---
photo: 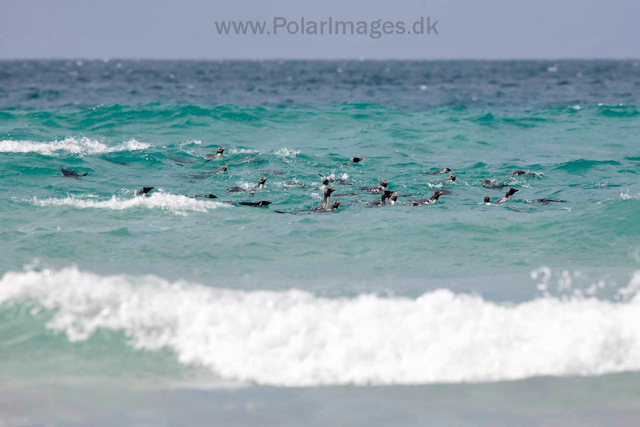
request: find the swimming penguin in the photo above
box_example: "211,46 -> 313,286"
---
334,192 -> 358,197
428,191 -> 445,203
237,201 -> 272,207
211,166 -> 228,174
434,174 -> 455,183
274,198 -> 339,215
497,188 -> 519,203
227,177 -> 267,193
188,165 -> 228,179
205,147 -> 225,161
256,177 -> 268,190
137,187 -> 154,195
361,180 -> 388,193
371,190 -> 395,207
483,195 -> 491,204
426,168 -> 451,175
318,201 -> 341,212
349,157 -> 363,163
410,191 -> 444,206
310,188 -> 335,212
194,194 -> 218,199
388,192 -> 399,205
60,167 -> 88,178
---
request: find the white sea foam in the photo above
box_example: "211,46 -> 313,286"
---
229,148 -> 300,158
274,148 -> 301,158
180,139 -> 202,146
597,191 -> 640,205
319,173 -> 350,185
29,192 -> 230,214
620,191 -> 640,200
230,148 -> 260,155
1,267 -> 640,387
0,137 -> 149,156
232,180 -> 257,191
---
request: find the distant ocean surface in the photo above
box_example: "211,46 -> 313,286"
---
1,60 -> 640,422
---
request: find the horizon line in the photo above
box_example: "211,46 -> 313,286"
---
1,57 -> 639,62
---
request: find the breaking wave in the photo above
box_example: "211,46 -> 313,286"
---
0,137 -> 149,156
29,192 -> 229,214
1,267 -> 639,386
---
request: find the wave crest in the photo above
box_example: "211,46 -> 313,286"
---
1,267 -> 640,386
0,137 -> 149,156
29,192 -> 230,214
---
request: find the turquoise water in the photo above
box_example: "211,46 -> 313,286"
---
1,61 -> 640,393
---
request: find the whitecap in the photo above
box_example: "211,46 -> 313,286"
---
2,267 -> 640,386
274,148 -> 301,158
0,137 -> 149,156
28,192 -> 230,215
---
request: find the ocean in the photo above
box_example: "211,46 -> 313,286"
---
1,59 -> 640,425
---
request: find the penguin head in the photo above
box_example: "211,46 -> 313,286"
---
380,180 -> 388,188
332,201 -> 341,210
219,166 -> 228,172
217,147 -> 225,154
325,188 -> 336,196
506,188 -> 519,197
258,177 -> 268,185
350,157 -> 363,163
442,168 -> 451,173
449,174 -> 456,181
484,195 -> 491,203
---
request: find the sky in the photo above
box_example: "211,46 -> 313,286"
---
0,0 -> 638,60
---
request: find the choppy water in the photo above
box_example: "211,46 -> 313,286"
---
1,60 -> 640,392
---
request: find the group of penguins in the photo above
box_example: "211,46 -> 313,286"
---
60,146 -> 565,214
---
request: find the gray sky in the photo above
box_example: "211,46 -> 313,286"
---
1,0 -> 638,60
